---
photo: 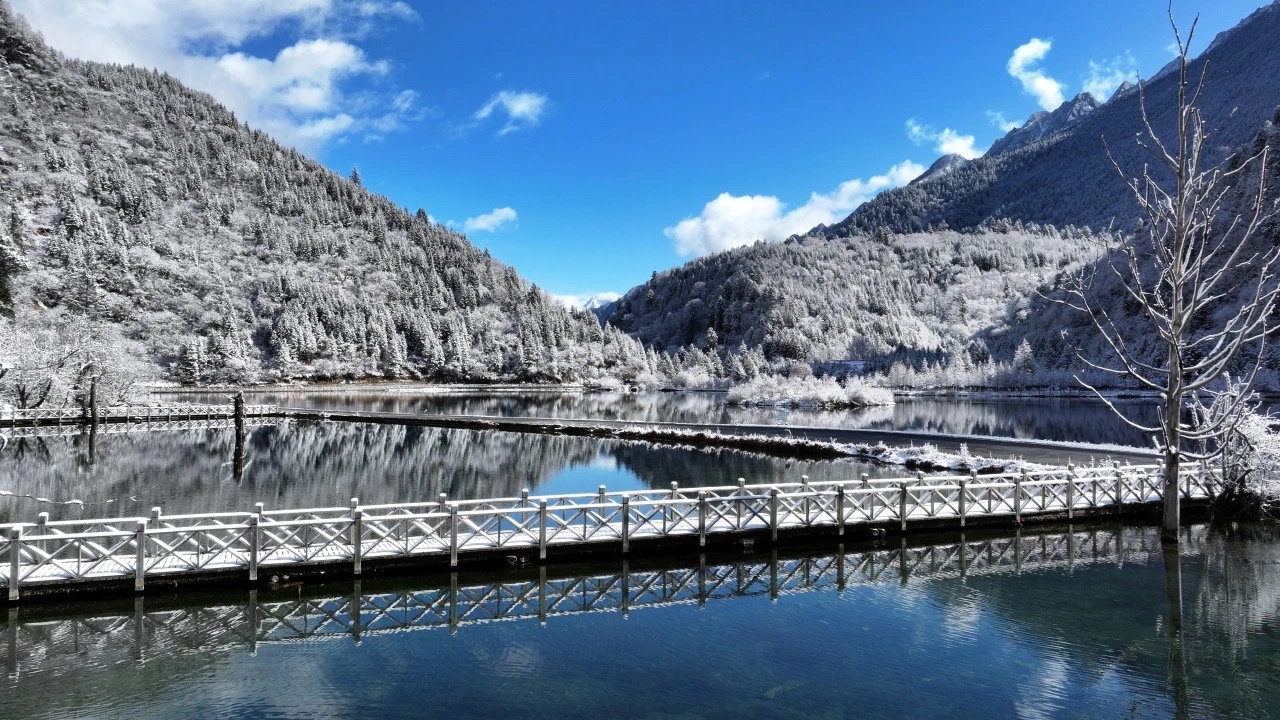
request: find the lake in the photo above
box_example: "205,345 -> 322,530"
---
3,392 -> 1271,718
3,523 -> 1277,719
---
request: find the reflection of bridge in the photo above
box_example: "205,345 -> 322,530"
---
0,417 -> 276,439
0,404 -> 278,428
2,527 -> 1173,677
2,464 -> 1216,602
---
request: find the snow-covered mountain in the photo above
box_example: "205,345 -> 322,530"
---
0,0 -> 657,395
985,91 -> 1100,157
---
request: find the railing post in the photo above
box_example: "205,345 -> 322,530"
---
449,505 -> 459,568
248,515 -> 260,582
667,482 -> 678,534
1066,463 -> 1076,520
538,500 -> 548,561
801,475 -> 810,526
621,495 -> 630,554
899,482 -> 909,532
698,491 -> 707,547
7,526 -> 20,602
134,521 -> 147,593
598,485 -> 607,504
957,479 -> 967,528
836,486 -> 846,537
769,488 -> 779,542
350,498 -> 363,577
1115,466 -> 1125,512
860,473 -> 869,488
1014,471 -> 1024,525
737,478 -> 746,529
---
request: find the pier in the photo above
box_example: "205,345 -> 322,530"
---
3,526 -> 1179,676
2,461 -> 1216,604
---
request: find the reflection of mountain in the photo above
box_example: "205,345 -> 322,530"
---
0,422 -> 601,521
167,391 -> 1152,446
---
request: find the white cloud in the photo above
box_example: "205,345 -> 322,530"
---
10,0 -> 421,152
1007,38 -> 1066,111
986,110 -> 1019,133
474,91 -> 550,136
905,119 -> 981,160
463,207 -> 518,233
1083,53 -> 1137,100
666,161 -> 925,257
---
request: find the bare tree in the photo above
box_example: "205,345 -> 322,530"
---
1065,11 -> 1279,542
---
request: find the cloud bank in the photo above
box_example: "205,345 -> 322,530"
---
11,0 -> 422,152
666,161 -> 925,257
1083,54 -> 1138,99
905,119 -> 981,159
463,207 -> 518,233
474,91 -> 549,136
1007,38 -> 1065,110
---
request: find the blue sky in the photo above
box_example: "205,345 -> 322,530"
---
12,0 -> 1268,304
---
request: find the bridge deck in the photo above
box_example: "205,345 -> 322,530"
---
3,462 -> 1216,604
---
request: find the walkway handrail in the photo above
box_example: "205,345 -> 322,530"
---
1,462 -> 1221,601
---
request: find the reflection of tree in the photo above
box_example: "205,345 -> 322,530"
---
0,422 -> 602,521
166,391 -> 1154,446
608,442 -> 895,491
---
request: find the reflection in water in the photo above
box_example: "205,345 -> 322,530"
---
3,524 -> 1279,719
0,421 -> 897,522
166,390 -> 1162,446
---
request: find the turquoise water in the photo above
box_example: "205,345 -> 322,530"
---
4,524 -> 1278,719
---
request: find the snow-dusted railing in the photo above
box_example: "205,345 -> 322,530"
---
0,404 -> 278,425
3,527 -> 1166,674
1,463 -> 1218,601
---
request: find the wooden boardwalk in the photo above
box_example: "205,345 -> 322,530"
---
2,461 -> 1216,604
3,526 -> 1178,675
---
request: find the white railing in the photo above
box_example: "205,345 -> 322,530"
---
0,404 -> 278,425
1,463 -> 1218,601
2,527 -> 1170,675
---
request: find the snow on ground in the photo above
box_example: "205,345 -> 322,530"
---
727,376 -> 895,409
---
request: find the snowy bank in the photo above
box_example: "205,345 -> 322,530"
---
727,376 -> 894,409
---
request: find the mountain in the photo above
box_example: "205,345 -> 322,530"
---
985,91 -> 1100,157
0,1 -> 662,404
824,1 -> 1280,237
607,225 -> 1098,364
607,2 -> 1280,387
910,153 -> 969,185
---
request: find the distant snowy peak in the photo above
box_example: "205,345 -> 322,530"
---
911,153 -> 969,185
552,292 -> 621,310
1108,81 -> 1138,102
987,92 -> 1100,156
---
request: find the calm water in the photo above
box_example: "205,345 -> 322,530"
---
0,420 -> 909,523
4,524 -> 1278,719
166,390 -> 1162,447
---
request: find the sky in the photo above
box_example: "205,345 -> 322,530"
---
10,0 -> 1269,305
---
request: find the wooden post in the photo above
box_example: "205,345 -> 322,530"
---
350,498 -> 363,577
88,375 -> 99,430
899,482 -> 909,533
769,488 -> 779,542
860,473 -> 869,488
1066,463 -> 1076,520
134,521 -> 147,593
697,491 -> 707,547
801,475 -> 810,526
449,505 -> 459,568
1014,473 -> 1023,525
621,495 -> 630,554
538,500 -> 548,561
248,515 -> 260,582
1116,467 -> 1126,513
7,526 -> 20,602
836,486 -> 846,537
737,478 -> 746,529
957,479 -> 967,528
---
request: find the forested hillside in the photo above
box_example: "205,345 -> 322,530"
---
608,225 -> 1100,365
0,2 -> 659,406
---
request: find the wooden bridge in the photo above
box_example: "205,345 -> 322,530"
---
3,526 -> 1177,676
0,403 -> 277,428
2,462 -> 1217,603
